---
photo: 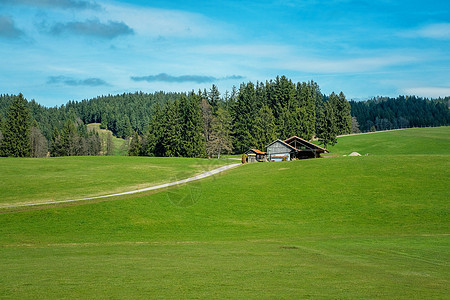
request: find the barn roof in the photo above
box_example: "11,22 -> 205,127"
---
265,139 -> 298,151
283,136 -> 329,153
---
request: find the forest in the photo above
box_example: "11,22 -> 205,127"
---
350,96 -> 450,132
1,76 -> 449,158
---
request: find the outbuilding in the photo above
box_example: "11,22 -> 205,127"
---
266,136 -> 329,161
244,149 -> 267,163
266,140 -> 295,162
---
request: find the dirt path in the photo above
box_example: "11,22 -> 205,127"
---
1,163 -> 241,209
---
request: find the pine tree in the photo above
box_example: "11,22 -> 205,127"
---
0,93 -> 31,157
128,131 -> 142,156
232,82 -> 257,153
208,84 -> 221,114
316,100 -> 337,149
60,120 -> 78,156
162,100 -> 182,157
180,93 -> 206,157
106,132 -> 114,155
253,105 -> 276,151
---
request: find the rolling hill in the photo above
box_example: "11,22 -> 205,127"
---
0,127 -> 448,298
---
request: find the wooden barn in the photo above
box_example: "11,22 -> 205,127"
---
266,136 -> 328,161
244,149 -> 267,163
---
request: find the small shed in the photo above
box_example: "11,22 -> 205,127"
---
266,140 -> 295,162
244,149 -> 267,163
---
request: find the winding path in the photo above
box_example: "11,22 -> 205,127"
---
2,163 -> 241,209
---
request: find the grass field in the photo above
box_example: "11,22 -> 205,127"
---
0,156 -> 233,206
0,127 -> 449,298
327,126 -> 450,156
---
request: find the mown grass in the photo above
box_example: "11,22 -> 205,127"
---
0,156 -> 233,206
327,126 -> 450,156
0,127 -> 449,298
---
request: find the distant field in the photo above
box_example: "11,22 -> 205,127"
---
327,126 -> 450,156
0,127 -> 449,298
0,156 -> 233,206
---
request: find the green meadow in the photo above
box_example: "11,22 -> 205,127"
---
0,127 -> 449,299
0,156 -> 233,207
328,126 -> 450,156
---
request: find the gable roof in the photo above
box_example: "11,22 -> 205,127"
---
266,139 -> 298,151
284,136 -> 329,153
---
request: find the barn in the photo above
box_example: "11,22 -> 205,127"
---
266,136 -> 328,161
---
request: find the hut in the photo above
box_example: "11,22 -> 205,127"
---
266,136 -> 329,161
244,149 -> 267,163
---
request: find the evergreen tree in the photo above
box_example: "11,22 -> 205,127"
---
0,115 -> 4,149
208,84 -> 221,114
316,100 -> 337,149
50,127 -> 62,156
201,98 -> 214,156
253,105 -> 277,150
162,100 -> 182,157
128,131 -> 142,156
60,120 -> 78,156
106,132 -> 114,156
180,93 -> 206,157
231,82 -> 257,153
0,93 -> 31,157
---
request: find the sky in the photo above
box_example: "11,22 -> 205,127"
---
0,0 -> 449,107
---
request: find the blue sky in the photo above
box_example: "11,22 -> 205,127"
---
0,0 -> 449,107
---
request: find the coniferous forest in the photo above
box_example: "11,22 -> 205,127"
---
0,76 -> 449,158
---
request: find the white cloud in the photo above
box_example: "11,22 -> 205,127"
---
284,55 -> 418,74
192,44 -> 291,57
402,23 -> 450,40
417,23 -> 450,40
102,2 -> 230,39
402,86 -> 450,98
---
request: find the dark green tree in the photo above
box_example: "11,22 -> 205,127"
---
0,94 -> 31,157
128,131 -> 142,156
253,104 -> 277,150
179,93 -> 206,157
316,100 -> 337,149
60,120 -> 79,156
106,132 -> 114,155
231,82 -> 257,153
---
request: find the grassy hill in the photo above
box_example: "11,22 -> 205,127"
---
87,123 -> 128,156
0,156 -> 234,207
327,126 -> 450,156
0,127 -> 448,298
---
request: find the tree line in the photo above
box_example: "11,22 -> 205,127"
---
350,96 -> 450,132
3,76 -> 447,158
128,76 -> 352,157
0,94 -> 105,157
